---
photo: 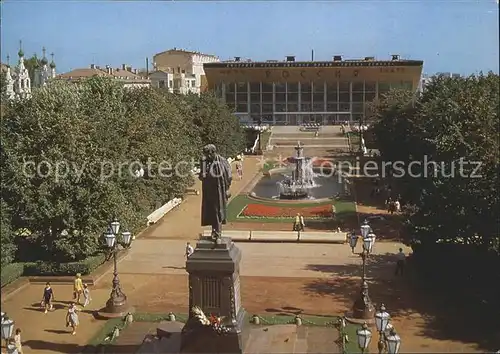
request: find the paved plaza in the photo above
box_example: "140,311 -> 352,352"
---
0,129 -> 488,353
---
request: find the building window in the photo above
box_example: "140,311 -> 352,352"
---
313,103 -> 324,112
262,104 -> 273,113
326,82 -> 338,101
365,81 -> 376,92
287,82 -> 299,92
225,92 -> 235,104
339,92 -> 350,103
237,82 -> 248,93
352,92 -> 364,102
313,82 -> 324,93
250,92 -> 260,103
352,81 -> 364,92
250,103 -> 261,113
301,91 -> 312,102
262,82 -> 273,93
192,80 -> 196,87
339,103 -> 350,112
313,92 -> 324,103
327,103 -> 338,112
262,92 -> 273,103
186,80 -> 190,88
301,82 -> 312,92
225,82 -> 235,93
249,82 -> 261,92
300,103 -> 312,112
237,92 -> 248,103
275,82 -> 286,93
169,80 -> 173,87
287,103 -> 298,112
275,103 -> 286,112
274,92 -> 286,102
352,102 -> 364,113
365,92 -> 376,102
287,92 -> 299,102
236,103 -> 248,113
159,80 -> 166,88
339,82 -> 350,92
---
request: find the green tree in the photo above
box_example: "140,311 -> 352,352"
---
0,198 -> 16,265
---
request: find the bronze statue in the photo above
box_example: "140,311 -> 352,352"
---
199,144 -> 232,241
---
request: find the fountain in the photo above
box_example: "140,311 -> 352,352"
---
276,142 -> 316,199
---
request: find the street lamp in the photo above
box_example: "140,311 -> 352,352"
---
360,220 -> 370,238
356,322 -> 372,354
352,221 -> 376,320
1,314 -> 15,351
385,328 -> 401,354
256,125 -> 265,153
375,304 -> 391,354
104,219 -> 132,314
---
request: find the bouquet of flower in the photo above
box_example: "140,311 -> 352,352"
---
209,313 -> 229,335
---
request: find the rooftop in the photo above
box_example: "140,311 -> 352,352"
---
154,48 -> 218,59
205,55 -> 423,68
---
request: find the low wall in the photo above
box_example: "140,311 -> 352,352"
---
147,197 -> 182,225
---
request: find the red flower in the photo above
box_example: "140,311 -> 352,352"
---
241,204 -> 332,218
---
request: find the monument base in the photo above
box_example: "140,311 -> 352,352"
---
180,308 -> 248,354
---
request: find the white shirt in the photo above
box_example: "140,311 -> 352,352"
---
186,245 -> 194,257
396,251 -> 406,261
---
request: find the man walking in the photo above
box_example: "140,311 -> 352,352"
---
395,248 -> 406,276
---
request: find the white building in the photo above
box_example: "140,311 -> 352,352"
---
150,48 -> 219,94
3,44 -> 57,100
4,48 -> 32,100
34,47 -> 57,88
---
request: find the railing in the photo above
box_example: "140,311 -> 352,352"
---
147,198 -> 182,225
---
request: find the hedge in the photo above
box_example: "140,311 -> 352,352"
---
1,254 -> 107,287
0,263 -> 25,287
23,254 -> 107,276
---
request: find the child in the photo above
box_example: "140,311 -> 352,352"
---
83,284 -> 92,307
66,303 -> 79,335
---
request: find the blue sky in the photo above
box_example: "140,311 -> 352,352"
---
2,0 -> 499,75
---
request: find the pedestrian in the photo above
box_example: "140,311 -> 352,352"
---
294,213 -> 305,231
394,200 -> 401,213
395,248 -> 406,276
14,328 -> 23,353
331,204 -> 336,219
66,303 -> 79,335
73,273 -> 84,305
83,284 -> 92,308
42,282 -> 54,313
236,160 -> 243,180
185,242 -> 194,258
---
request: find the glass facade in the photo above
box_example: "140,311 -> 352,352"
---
215,80 -> 413,125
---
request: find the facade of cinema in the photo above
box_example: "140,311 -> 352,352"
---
203,55 -> 423,125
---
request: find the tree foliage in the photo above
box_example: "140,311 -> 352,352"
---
371,73 -> 500,252
1,77 -> 244,263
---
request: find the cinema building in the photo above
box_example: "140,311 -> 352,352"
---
203,55 -> 423,125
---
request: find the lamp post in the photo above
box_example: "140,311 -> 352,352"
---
351,220 -> 376,319
104,219 -> 132,314
335,316 -> 349,354
1,314 -> 16,353
375,304 -> 391,354
257,125 -> 264,153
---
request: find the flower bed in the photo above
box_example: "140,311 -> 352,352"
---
240,204 -> 332,218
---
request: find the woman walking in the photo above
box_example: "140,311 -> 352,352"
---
66,303 -> 79,335
14,328 -> 23,353
42,282 -> 54,313
83,284 -> 92,307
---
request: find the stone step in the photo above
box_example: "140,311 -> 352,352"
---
250,231 -> 299,242
299,231 -> 346,243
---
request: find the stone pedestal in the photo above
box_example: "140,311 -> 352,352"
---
181,236 -> 248,354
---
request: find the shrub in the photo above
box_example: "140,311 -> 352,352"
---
1,263 -> 25,287
23,254 -> 107,276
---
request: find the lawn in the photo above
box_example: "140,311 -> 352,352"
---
86,312 -> 361,353
227,195 -> 356,223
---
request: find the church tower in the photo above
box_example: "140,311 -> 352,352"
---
4,55 -> 16,100
34,47 -> 56,87
14,40 -> 32,99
